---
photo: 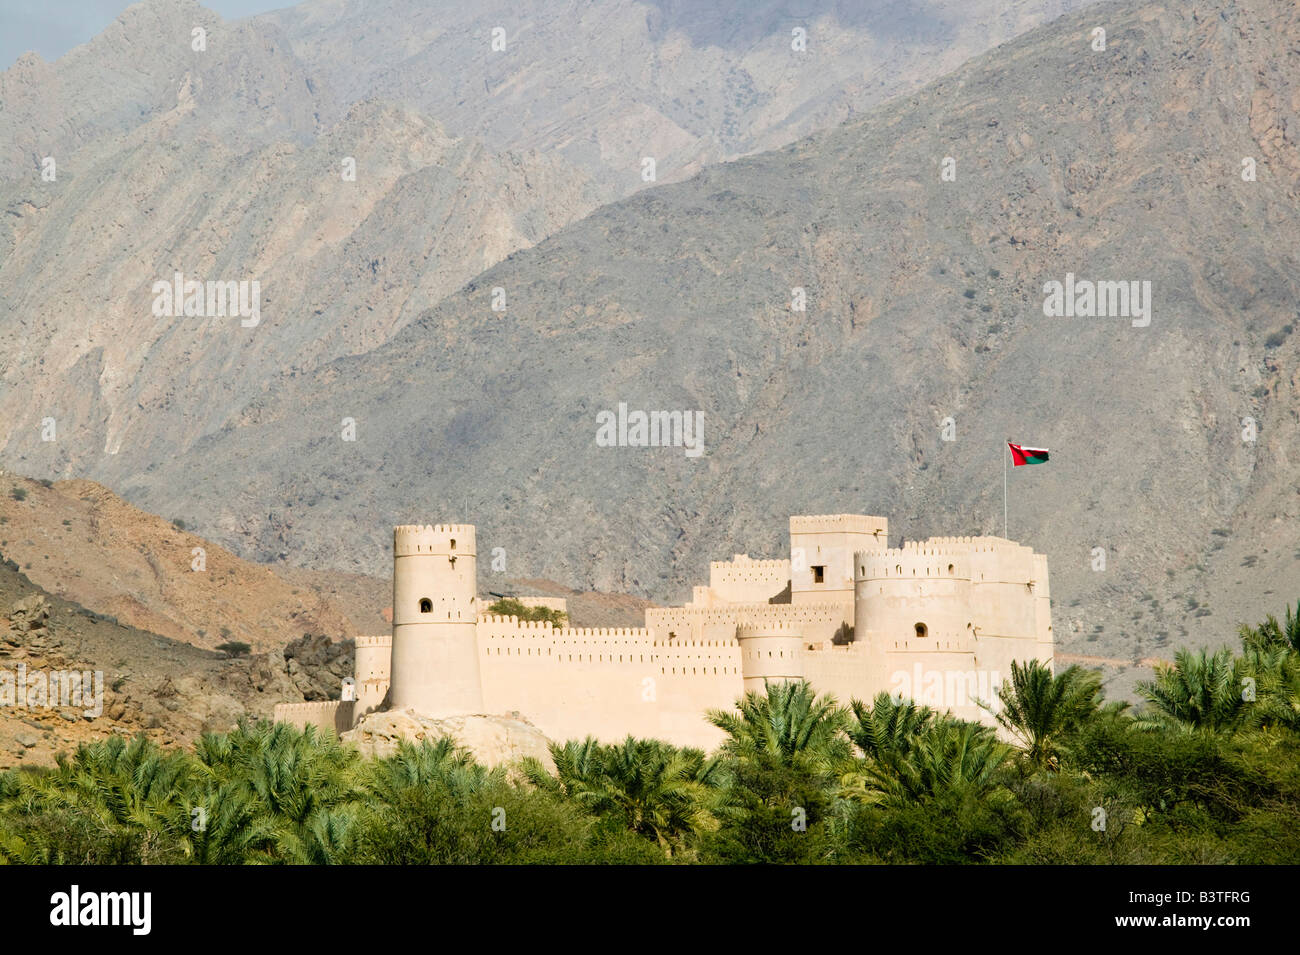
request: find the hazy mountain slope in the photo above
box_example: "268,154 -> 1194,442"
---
113,0 -> 1300,681
265,0 -> 1104,194
0,473 -> 379,652
0,0 -> 1099,477
0,556 -> 347,770
0,94 -> 598,461
0,0 -> 329,183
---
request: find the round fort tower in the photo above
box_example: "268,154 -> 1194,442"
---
388,524 -> 483,716
353,634 -> 392,721
736,622 -> 805,694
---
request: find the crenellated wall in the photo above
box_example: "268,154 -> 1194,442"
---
474,614 -> 741,748
853,535 -> 1052,722
790,514 -> 888,609
697,554 -> 791,605
273,700 -> 355,736
353,634 -> 391,720
277,516 -> 1052,748
646,601 -> 845,645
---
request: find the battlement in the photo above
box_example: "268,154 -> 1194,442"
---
855,536 -> 1039,583
870,628 -> 975,651
273,699 -> 355,735
647,601 -> 846,623
857,536 -> 1022,558
394,523 -> 477,556
558,627 -> 653,640
354,634 -> 392,649
857,551 -> 972,580
711,555 -> 789,571
705,553 -> 791,603
479,614 -> 559,630
737,621 -> 803,638
789,514 -> 889,536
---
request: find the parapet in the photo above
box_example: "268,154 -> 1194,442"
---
711,554 -> 789,571
737,621 -> 803,639
272,700 -> 355,735
394,523 -> 476,556
854,535 -> 1043,578
479,614 -> 560,630
354,634 -> 392,649
557,626 -> 654,641
790,514 -> 889,536
857,536 -> 1022,557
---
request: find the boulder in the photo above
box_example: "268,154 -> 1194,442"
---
8,594 -> 50,634
342,708 -> 554,771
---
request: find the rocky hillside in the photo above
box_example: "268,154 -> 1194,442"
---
0,557 -> 357,770
0,470 -> 647,641
0,0 -> 1099,480
101,0 -> 1300,702
263,0 -> 1105,194
0,472 -> 387,652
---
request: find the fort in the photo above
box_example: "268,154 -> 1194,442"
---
275,514 -> 1053,749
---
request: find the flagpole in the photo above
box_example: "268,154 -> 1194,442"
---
1003,440 -> 1008,539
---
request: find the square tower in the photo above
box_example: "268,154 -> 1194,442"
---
789,514 -> 888,610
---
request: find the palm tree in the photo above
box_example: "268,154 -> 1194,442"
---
362,737 -> 500,803
1242,650 -> 1300,732
1136,647 -> 1246,731
1239,600 -> 1300,655
190,719 -> 360,863
0,735 -> 192,863
707,680 -> 852,771
864,720 -> 1013,806
523,737 -> 604,800
524,736 -> 717,854
989,661 -> 1106,769
702,681 -> 852,862
1233,602 -> 1300,731
846,692 -> 943,764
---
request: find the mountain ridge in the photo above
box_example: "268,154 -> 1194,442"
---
99,0 -> 1300,699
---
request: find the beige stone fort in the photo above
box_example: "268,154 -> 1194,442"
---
275,515 -> 1054,750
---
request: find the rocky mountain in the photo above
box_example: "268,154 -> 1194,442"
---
0,557 -> 349,770
262,0 -> 1106,193
0,470 -> 647,645
0,0 -> 1100,478
3,0 -> 1296,706
0,471 -> 388,652
94,0 -> 1300,703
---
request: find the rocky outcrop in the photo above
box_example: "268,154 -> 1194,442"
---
282,633 -> 354,701
342,708 -> 554,770
5,593 -> 50,636
116,0 -> 1300,678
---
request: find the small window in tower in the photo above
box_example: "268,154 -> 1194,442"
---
419,598 -> 432,613
812,565 -> 825,583
914,622 -> 928,639
450,538 -> 456,549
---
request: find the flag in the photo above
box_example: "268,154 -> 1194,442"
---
1008,442 -> 1049,466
